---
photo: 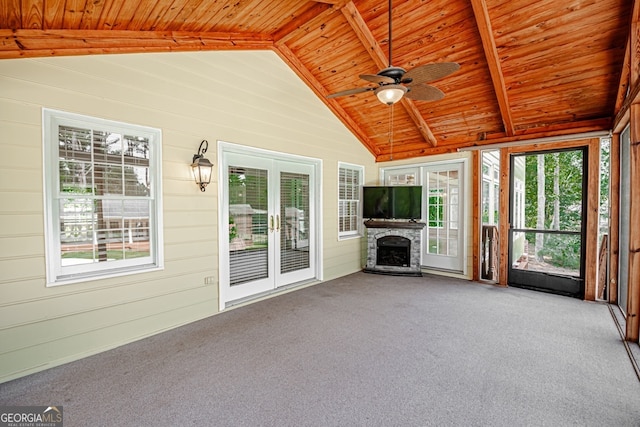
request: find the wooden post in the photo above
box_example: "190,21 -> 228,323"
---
472,151 -> 480,281
584,138 -> 600,301
625,104 -> 640,342
498,148 -> 510,286
624,2 -> 640,342
609,132 -> 620,304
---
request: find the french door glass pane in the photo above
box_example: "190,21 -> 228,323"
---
426,170 -> 459,256
228,166 -> 269,286
280,172 -> 310,274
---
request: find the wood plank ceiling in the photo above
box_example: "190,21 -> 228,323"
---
0,0 -> 633,161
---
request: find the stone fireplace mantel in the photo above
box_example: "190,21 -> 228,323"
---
364,220 -> 425,276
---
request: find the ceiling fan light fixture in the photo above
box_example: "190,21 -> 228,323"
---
375,84 -> 407,105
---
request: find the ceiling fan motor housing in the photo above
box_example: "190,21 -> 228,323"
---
379,66 -> 407,83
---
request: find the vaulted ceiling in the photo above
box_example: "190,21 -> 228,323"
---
0,0 -> 633,161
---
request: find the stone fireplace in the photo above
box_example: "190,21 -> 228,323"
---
364,220 -> 425,276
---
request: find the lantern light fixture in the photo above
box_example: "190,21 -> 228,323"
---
191,140 -> 213,192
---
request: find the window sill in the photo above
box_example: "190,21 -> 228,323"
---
47,264 -> 164,287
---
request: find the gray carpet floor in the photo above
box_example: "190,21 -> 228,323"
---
2,272 -> 640,426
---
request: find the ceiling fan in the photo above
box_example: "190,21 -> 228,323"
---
327,0 -> 459,105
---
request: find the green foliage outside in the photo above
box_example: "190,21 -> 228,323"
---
428,194 -> 443,227
523,150 -> 584,269
229,217 -> 238,241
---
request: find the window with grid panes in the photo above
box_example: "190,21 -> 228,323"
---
338,162 -> 363,238
43,109 -> 163,285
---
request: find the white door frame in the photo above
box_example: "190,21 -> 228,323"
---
217,141 -> 323,311
421,160 -> 467,273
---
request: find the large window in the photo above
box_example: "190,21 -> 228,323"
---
43,109 -> 163,285
338,162 -> 363,238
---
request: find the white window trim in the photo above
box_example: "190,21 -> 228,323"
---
338,161 -> 364,240
43,109 -> 164,286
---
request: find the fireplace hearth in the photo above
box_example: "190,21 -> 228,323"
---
364,220 -> 425,276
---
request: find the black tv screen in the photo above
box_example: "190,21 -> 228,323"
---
362,186 -> 422,220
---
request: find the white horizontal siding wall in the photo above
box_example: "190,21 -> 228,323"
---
0,50 -> 377,382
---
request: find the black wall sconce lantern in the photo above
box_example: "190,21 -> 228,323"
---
191,140 -> 213,192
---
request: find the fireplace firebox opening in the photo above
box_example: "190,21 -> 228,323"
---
376,235 -> 411,267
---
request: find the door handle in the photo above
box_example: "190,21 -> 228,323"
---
276,214 -> 281,232
269,215 -> 275,232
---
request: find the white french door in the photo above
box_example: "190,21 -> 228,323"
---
219,145 -> 318,307
422,161 -> 466,272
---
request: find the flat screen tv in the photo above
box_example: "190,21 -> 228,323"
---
362,186 -> 422,220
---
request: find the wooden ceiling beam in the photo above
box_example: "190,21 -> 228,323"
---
632,0 -> 640,86
614,73 -> 640,132
340,2 -> 388,71
614,38 -> 630,116
470,0 -> 515,137
452,117 -> 612,148
613,0 -> 640,131
0,29 -> 273,59
398,98 -> 438,146
375,144 -> 459,162
273,43 -> 380,157
340,1 -> 437,147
